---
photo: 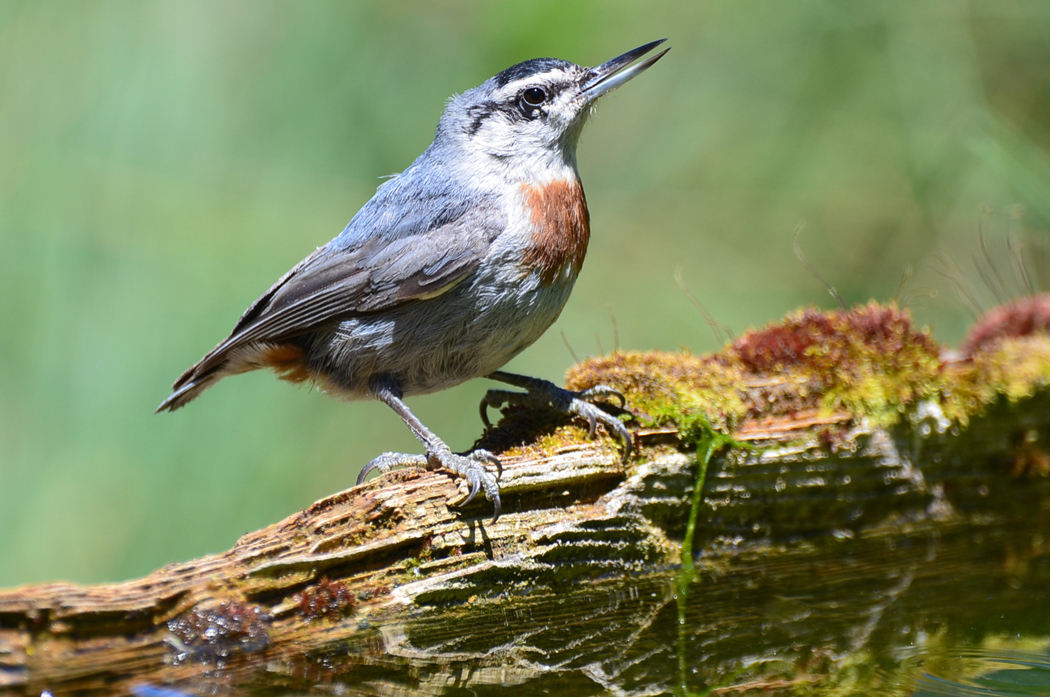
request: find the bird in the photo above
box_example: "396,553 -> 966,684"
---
157,40 -> 670,522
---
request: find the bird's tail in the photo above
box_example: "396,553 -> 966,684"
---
155,372 -> 222,413
156,341 -> 237,413
156,339 -> 311,413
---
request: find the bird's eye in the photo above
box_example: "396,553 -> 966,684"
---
521,87 -> 547,107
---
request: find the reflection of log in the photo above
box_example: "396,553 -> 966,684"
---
3,303 -> 1050,694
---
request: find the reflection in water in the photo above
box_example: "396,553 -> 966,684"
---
141,519 -> 1048,696
904,646 -> 1050,697
14,401 -> 1050,695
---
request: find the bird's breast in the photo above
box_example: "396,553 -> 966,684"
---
519,178 -> 590,285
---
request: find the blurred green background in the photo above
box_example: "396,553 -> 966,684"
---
2,1 -> 1050,587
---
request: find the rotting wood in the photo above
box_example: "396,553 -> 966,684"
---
3,395 -> 1047,693
2,302 -> 1050,694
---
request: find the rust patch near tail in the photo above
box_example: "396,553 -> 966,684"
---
256,343 -> 313,384
521,179 -> 590,284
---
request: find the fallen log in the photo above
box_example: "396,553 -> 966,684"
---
3,301 -> 1050,695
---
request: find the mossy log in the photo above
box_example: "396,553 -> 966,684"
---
2,302 -> 1050,695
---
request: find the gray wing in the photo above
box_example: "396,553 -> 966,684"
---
169,199 -> 505,392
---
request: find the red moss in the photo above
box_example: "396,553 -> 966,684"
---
961,295 -> 1050,358
294,578 -> 355,620
733,309 -> 837,373
816,425 -> 852,453
733,304 -> 938,376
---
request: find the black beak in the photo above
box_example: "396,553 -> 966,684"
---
581,39 -> 670,100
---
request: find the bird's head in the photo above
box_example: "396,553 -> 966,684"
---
436,40 -> 669,179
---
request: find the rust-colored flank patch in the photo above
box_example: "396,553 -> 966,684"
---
521,179 -> 590,284
256,343 -> 313,384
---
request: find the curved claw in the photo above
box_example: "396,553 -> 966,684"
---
613,420 -> 634,458
479,393 -> 507,429
459,475 -> 482,507
585,410 -> 598,439
419,448 -> 504,521
566,399 -> 634,462
356,460 -> 378,486
578,385 -> 627,408
479,389 -> 525,429
473,449 -> 502,482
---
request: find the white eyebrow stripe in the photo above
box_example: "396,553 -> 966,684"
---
497,70 -> 574,95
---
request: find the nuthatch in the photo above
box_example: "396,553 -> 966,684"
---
158,40 -> 669,521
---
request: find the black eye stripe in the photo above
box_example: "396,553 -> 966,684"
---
465,102 -> 500,135
463,83 -> 559,136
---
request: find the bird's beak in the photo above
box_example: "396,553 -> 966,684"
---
581,39 -> 670,102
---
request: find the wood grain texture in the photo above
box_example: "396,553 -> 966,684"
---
5,303 -> 1050,692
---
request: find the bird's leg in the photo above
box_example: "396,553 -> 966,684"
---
481,370 -> 633,456
357,375 -> 502,521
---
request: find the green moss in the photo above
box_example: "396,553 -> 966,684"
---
481,303 -> 1050,460
729,303 -> 943,427
942,335 -> 1050,425
564,302 -> 1050,445
566,350 -> 749,433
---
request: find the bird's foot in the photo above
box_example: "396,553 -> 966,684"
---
357,447 -> 503,521
481,373 -> 633,458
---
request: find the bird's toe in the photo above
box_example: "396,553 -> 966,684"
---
356,451 -> 429,485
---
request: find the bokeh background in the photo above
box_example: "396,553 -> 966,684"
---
2,1 -> 1050,587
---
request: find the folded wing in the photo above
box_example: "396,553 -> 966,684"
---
158,193 -> 505,411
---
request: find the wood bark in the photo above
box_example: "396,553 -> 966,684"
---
2,353 -> 1049,694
